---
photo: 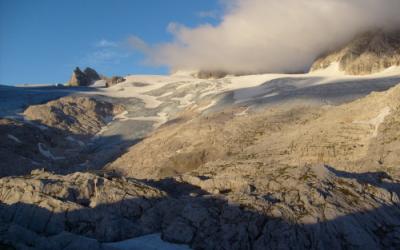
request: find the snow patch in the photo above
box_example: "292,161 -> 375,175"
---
353,107 -> 391,137
38,143 -> 65,160
235,107 -> 250,116
105,233 -> 191,250
7,134 -> 21,143
66,136 -> 85,146
369,107 -> 391,137
92,80 -> 107,88
114,112 -> 169,128
172,94 -> 195,108
309,62 -> 345,76
197,100 -> 217,112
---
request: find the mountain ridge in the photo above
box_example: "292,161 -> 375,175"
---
310,29 -> 400,75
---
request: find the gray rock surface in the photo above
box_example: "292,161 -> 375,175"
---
0,165 -> 399,249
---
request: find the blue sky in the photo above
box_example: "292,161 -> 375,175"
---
0,0 -> 222,85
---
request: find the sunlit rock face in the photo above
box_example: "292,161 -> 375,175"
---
311,30 -> 400,75
24,96 -> 124,135
68,67 -> 101,86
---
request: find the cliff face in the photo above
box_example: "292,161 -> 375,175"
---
310,30 -> 400,75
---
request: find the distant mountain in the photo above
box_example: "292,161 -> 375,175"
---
311,29 -> 400,75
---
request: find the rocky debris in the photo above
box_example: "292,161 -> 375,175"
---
104,76 -> 126,88
0,165 -> 399,249
24,96 -> 124,135
68,67 -> 101,86
107,83 -> 400,179
311,29 -> 400,75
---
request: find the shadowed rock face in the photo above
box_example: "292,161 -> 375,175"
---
0,96 -> 127,177
311,29 -> 400,75
83,67 -> 101,83
0,118 -> 71,176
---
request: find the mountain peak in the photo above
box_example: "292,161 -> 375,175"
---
310,29 -> 400,75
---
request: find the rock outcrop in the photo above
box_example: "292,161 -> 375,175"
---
194,71 -> 228,79
0,118 -> 72,177
0,96 -> 125,177
68,67 -> 101,86
24,96 -> 124,135
104,76 -> 126,88
310,29 -> 400,75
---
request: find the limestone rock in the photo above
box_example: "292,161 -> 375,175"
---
194,71 -> 228,79
310,29 -> 400,75
1,166 -> 399,249
0,170 -> 166,249
23,96 -> 124,135
104,76 -> 126,88
107,83 -> 400,179
68,67 -> 101,86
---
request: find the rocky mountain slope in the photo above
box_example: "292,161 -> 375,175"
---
0,96 -> 125,177
107,83 -> 400,179
311,29 -> 400,75
1,60 -> 400,249
24,96 -> 124,135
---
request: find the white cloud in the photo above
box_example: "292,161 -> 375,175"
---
95,39 -> 118,48
128,36 -> 150,53
84,40 -> 130,65
134,0 -> 400,74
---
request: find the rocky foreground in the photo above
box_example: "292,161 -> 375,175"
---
1,165 -> 399,249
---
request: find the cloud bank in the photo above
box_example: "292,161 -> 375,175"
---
133,0 -> 400,74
